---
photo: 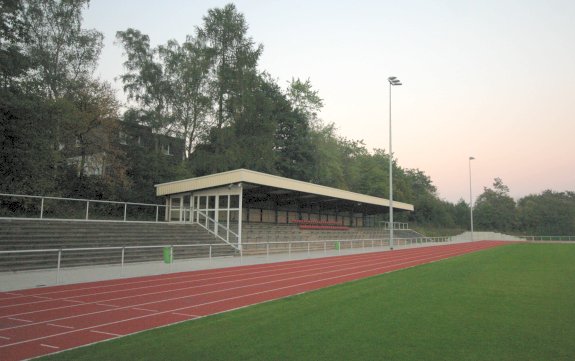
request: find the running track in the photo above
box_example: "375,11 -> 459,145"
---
0,241 -> 508,360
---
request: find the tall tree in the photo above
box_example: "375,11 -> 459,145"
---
196,3 -> 263,129
22,0 -> 103,98
0,0 -> 30,88
286,77 -> 323,128
57,80 -> 125,182
116,29 -> 212,157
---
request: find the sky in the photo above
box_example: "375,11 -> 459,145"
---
83,0 -> 575,203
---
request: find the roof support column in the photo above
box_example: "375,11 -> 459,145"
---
238,185 -> 243,252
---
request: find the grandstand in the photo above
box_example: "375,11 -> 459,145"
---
1,169 -> 418,274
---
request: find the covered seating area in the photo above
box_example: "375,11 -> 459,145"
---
155,169 -> 414,250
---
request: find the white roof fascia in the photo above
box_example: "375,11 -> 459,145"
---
155,169 -> 414,211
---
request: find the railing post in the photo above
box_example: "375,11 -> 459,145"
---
308,242 -> 310,257
289,242 -> 292,259
324,241 -> 326,255
169,246 -> 173,273
40,197 -> 44,219
85,201 -> 90,220
121,247 -> 125,275
123,203 -> 127,221
156,206 -> 159,222
209,245 -> 212,263
266,243 -> 270,261
57,249 -> 62,284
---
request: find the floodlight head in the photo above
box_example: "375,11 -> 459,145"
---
469,156 -> 475,160
388,76 -> 402,86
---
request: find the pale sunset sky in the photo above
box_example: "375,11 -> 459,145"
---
83,0 -> 575,203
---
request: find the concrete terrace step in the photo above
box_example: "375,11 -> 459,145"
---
0,219 -> 237,271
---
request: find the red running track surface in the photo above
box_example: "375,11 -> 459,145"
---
0,241 -> 509,360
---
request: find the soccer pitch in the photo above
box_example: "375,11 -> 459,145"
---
39,243 -> 575,361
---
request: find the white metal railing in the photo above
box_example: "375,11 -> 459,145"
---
523,235 -> 575,241
0,243 -> 234,284
241,236 -> 451,258
378,221 -> 410,230
0,193 -> 166,222
0,237 -> 455,288
196,210 -> 240,250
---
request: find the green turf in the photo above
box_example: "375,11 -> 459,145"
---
40,243 -> 575,361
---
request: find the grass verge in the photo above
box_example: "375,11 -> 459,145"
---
40,243 -> 575,361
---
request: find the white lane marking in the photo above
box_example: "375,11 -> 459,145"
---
96,303 -> 119,308
64,299 -> 86,304
41,343 -> 59,349
91,329 -> 120,337
0,335 -> 10,340
7,317 -> 32,323
31,295 -> 53,300
132,308 -> 157,312
172,312 -> 199,318
47,323 -> 75,329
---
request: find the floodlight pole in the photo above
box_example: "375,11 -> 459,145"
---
388,76 -> 402,250
469,156 -> 475,241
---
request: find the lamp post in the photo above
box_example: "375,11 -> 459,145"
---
388,76 -> 402,250
469,156 -> 475,241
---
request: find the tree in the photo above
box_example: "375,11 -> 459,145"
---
516,190 -> 575,235
452,199 -> 470,229
286,77 -> 323,128
57,80 -> 125,183
0,0 -> 31,88
116,29 -> 212,157
196,3 -> 263,129
474,177 -> 516,232
22,0 -> 103,99
0,90 -> 59,195
189,73 -> 281,175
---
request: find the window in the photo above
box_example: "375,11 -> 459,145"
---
161,143 -> 171,155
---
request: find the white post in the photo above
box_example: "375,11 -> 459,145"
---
121,247 -> 125,275
469,156 -> 475,241
238,185 -> 243,252
40,197 -> 44,219
57,249 -> 62,284
387,76 -> 402,250
389,80 -> 393,250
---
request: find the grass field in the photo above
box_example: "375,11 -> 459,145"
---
40,243 -> 575,361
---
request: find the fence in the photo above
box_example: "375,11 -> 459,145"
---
523,236 -> 575,241
0,193 -> 166,222
0,236 -> 452,286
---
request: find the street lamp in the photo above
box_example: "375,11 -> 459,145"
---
469,156 -> 475,241
388,76 -> 402,250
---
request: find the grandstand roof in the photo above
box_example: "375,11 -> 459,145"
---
155,169 -> 414,213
